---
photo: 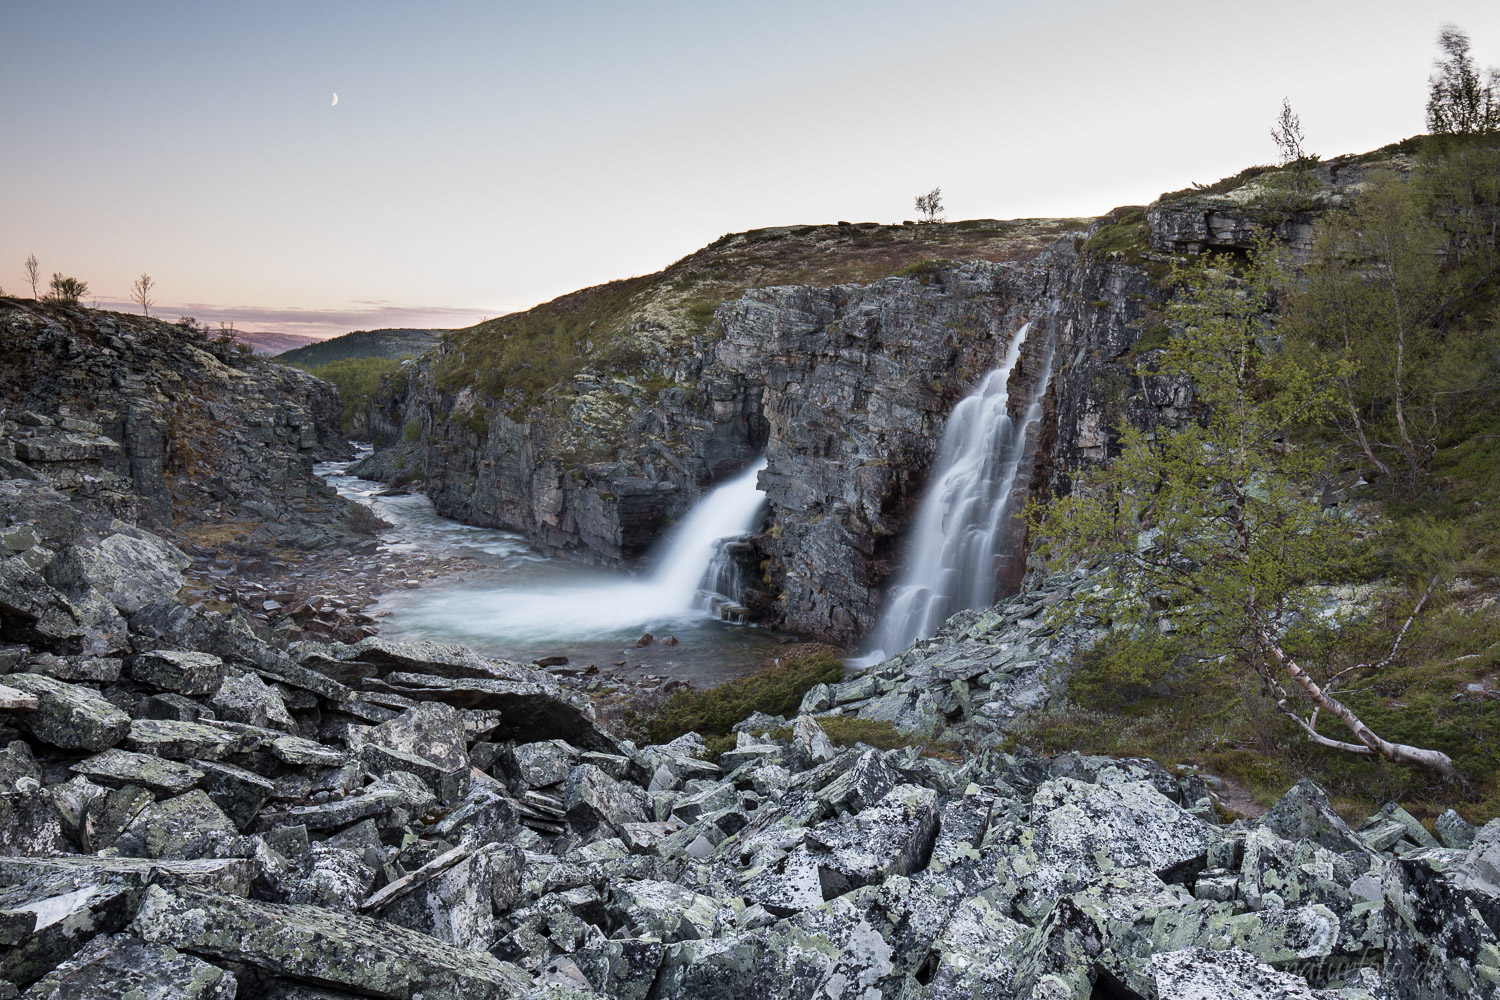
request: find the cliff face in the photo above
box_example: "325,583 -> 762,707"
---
0,300 -> 373,554
359,220 -> 1085,567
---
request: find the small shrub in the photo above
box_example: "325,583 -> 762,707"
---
46,273 -> 89,305
402,419 -> 421,443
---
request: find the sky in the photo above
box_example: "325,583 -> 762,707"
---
4,1 -> 1499,340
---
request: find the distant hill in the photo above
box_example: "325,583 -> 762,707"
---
277,328 -> 445,367
232,330 -> 327,354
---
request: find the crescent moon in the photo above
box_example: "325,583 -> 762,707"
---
331,92 -> 339,107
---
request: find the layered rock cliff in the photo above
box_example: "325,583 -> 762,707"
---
0,300 -> 375,554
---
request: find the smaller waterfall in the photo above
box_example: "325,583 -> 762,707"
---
647,457 -> 768,611
863,322 -> 1055,661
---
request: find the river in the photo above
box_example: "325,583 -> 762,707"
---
314,452 -> 790,688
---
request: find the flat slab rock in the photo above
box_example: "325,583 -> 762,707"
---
23,931 -> 237,1000
131,883 -> 532,1000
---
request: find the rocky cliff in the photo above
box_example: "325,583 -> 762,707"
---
0,300 -> 377,555
359,144 -> 1414,646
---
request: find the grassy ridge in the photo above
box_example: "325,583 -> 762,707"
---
433,219 -> 1092,418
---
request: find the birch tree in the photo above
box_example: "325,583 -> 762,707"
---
1035,244 -> 1456,775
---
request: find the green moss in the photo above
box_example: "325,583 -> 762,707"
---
894,259 -> 952,284
644,652 -> 846,754
1081,207 -> 1152,262
770,716 -> 964,760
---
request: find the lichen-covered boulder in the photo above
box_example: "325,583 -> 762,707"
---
115,790 -> 238,859
988,774 -> 1212,921
564,764 -> 649,837
128,650 -> 228,697
22,932 -> 237,1000
211,671 -> 295,731
1256,778 -> 1368,855
1150,946 -> 1326,1000
380,842 -> 515,949
130,884 -> 532,1000
4,673 -> 131,751
279,845 -> 376,912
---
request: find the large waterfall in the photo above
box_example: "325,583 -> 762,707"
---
862,322 -> 1055,661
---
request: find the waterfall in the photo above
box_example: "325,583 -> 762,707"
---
646,457 -> 768,611
862,322 -> 1055,661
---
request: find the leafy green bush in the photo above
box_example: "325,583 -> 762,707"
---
644,652 -> 845,756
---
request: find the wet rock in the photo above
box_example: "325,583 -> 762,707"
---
131,883 -> 531,1000
3,674 -> 131,751
22,932 -> 237,1000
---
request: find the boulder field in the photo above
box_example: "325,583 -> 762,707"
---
2,478 -> 1498,999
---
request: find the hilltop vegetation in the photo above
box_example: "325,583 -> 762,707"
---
433,218 -> 1089,416
291,355 -> 407,434
278,327 -> 444,368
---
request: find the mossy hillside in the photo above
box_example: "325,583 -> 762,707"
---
291,355 -> 406,433
432,218 -> 1091,421
1018,140 -> 1500,826
276,328 -> 444,368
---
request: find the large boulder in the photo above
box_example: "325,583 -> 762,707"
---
22,932 -> 237,1000
4,673 -> 131,751
131,884 -> 532,1000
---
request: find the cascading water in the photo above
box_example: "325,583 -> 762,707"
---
862,322 -> 1056,662
647,456 -> 769,612
360,457 -> 768,649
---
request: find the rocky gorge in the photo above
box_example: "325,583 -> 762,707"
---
358,147 -> 1404,646
2,136 -> 1498,1000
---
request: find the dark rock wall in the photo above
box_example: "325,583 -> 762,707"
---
365,340 -> 766,567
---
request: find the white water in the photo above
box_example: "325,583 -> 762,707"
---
381,457 -> 768,645
861,322 -> 1055,662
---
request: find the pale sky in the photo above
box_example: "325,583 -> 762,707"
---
4,1 -> 1498,338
